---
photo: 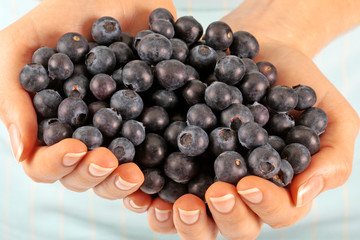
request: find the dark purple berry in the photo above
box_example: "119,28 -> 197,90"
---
214,55 -> 246,85
48,53 -> 74,80
293,85 -> 317,110
188,45 -> 217,74
32,47 -> 56,68
151,89 -> 179,110
170,38 -> 189,62
63,75 -> 89,99
141,106 -> 169,132
135,133 -> 167,167
72,126 -> 103,150
177,125 -> 209,157
238,122 -> 268,149
158,180 -> 187,203
185,65 -> 200,82
38,118 -> 58,145
108,137 -> 135,164
33,89 -> 62,118
109,41 -> 135,67
188,174 -> 213,200
214,151 -> 247,185
247,145 -> 281,179
110,90 -> 143,120
150,19 -> 175,39
257,61 -> 277,87
229,85 -> 243,104
164,152 -> 199,184
85,46 -> 116,75
57,32 -> 89,63
267,113 -> 295,138
297,107 -> 328,135
58,97 -> 88,127
149,8 -> 175,25
238,72 -> 268,103
270,160 -> 294,187
205,81 -> 233,111
122,60 -> 153,92
182,80 -> 206,106
137,33 -> 172,64
111,68 -> 125,88
230,31 -> 259,59
266,85 -> 298,113
90,73 -> 117,100
155,59 -> 187,91
268,135 -> 286,154
140,168 -> 165,194
286,126 -> 320,155
88,101 -> 109,118
91,16 -> 122,45
204,21 -> 233,51
209,127 -> 239,156
120,120 -> 145,146
187,104 -> 217,132
220,103 -> 254,131
93,108 -> 122,138
164,121 -> 187,148
247,102 -> 269,127
174,16 -> 203,45
43,121 -> 73,146
281,143 -> 311,175
133,30 -> 153,50
242,58 -> 258,73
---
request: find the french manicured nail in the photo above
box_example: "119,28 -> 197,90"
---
155,208 -> 171,222
63,152 -> 87,167
297,175 -> 324,208
238,188 -> 263,204
128,198 -> 148,211
115,175 -> 138,191
89,163 -> 115,177
9,124 -> 23,162
178,208 -> 200,225
209,194 -> 235,213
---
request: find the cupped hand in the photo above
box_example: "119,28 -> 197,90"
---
126,22 -> 360,240
0,0 -> 175,198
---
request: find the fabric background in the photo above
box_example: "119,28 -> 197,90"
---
0,0 -> 359,239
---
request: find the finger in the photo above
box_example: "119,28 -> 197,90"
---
237,176 -> 312,229
59,147 -> 118,192
205,182 -> 262,240
21,138 -> 87,183
92,163 -> 144,200
173,194 -> 218,240
147,197 -> 176,234
123,190 -> 152,213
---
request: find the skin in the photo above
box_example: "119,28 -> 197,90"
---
0,0 -> 359,239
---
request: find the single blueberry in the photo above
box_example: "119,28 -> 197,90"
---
182,80 -> 206,106
150,19 -> 175,39
57,32 -> 89,63
174,16 -> 203,45
238,72 -> 268,103
110,90 -> 143,120
58,97 -> 88,127
238,122 -> 268,149
91,16 -> 122,45
204,21 -> 233,51
140,168 -> 166,194
293,84 -> 317,110
170,38 -> 189,62
187,104 -> 217,132
158,179 -> 187,203
215,55 -> 246,85
155,59 -> 187,91
220,103 -> 254,131
72,126 -> 103,150
177,125 -> 209,157
281,143 -> 311,175
267,113 -> 295,138
257,61 -> 278,87
214,151 -> 247,185
90,73 -> 117,100
85,46 -> 116,75
135,133 -> 167,167
122,60 -> 153,92
205,81 -> 233,111
63,75 -> 89,99
48,53 -> 74,80
93,108 -> 122,138
297,107 -> 328,135
266,85 -> 298,113
247,102 -> 269,127
164,152 -> 199,184
188,45 -> 217,74
164,121 -> 187,148
32,47 -> 56,68
33,89 -> 63,118
286,125 -> 320,155
43,121 -> 73,146
109,41 -> 135,67
247,145 -> 281,179
209,127 -> 239,156
108,137 -> 135,164
141,106 -> 169,132
270,159 -> 294,187
137,33 -> 172,64
230,31 -> 259,59
120,120 -> 145,146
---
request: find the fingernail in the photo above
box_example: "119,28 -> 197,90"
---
88,163 -> 115,177
297,175 -> 324,208
238,188 -> 263,204
155,208 -> 171,222
115,175 -> 138,191
128,198 -> 148,211
63,152 -> 87,167
209,194 -> 235,213
9,124 -> 23,163
178,208 -> 200,225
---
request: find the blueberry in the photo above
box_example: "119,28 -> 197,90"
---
57,32 -> 89,63
48,53 -> 74,80
135,133 -> 167,167
204,21 -> 233,51
32,47 -> 56,68
110,90 -> 143,120
140,168 -> 166,194
88,101 -> 109,118
177,125 -> 209,157
247,145 -> 281,179
187,104 -> 217,132
164,152 -> 199,184
238,72 -> 268,103
170,38 -> 189,62
72,64 -> 89,77
266,85 -> 298,113
111,68 -> 125,88
220,103 -> 254,131
141,106 -> 169,132
247,102 -> 269,127
89,73 -> 117,100
188,174 -> 213,200
122,60 -> 153,92
286,125 -> 320,155
119,32 -> 134,47
155,59 -> 187,91
216,50 -> 228,60
238,122 -> 268,149
209,127 -> 239,156
229,85 -> 243,104
120,120 -> 145,146
281,143 -> 311,175
185,65 -> 200,82
267,113 -> 295,138
72,126 -> 103,150
268,135 -> 286,154
214,151 -> 247,185
85,46 -> 116,75
63,75 -> 89,99
270,159 -> 294,187
149,8 -> 175,25
182,80 -> 206,106
133,30 -> 153,50
108,137 -> 135,164
188,45 -> 217,74
33,89 -> 62,118
174,16 -> 203,45
109,41 -> 135,67
91,16 -> 122,45
230,31 -> 259,59
19,63 -> 50,93
150,19 -> 175,39
151,89 -> 179,110
297,107 -> 328,135
164,121 -> 187,148
205,81 -> 233,111
257,61 -> 277,87
58,97 -> 88,127
242,58 -> 258,73
43,121 -> 73,146
158,179 -> 187,203
293,85 -> 317,110
93,108 -> 122,138
137,33 -> 172,64
38,118 -> 58,145
214,55 -> 246,85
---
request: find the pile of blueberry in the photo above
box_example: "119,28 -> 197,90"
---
19,8 -> 328,203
